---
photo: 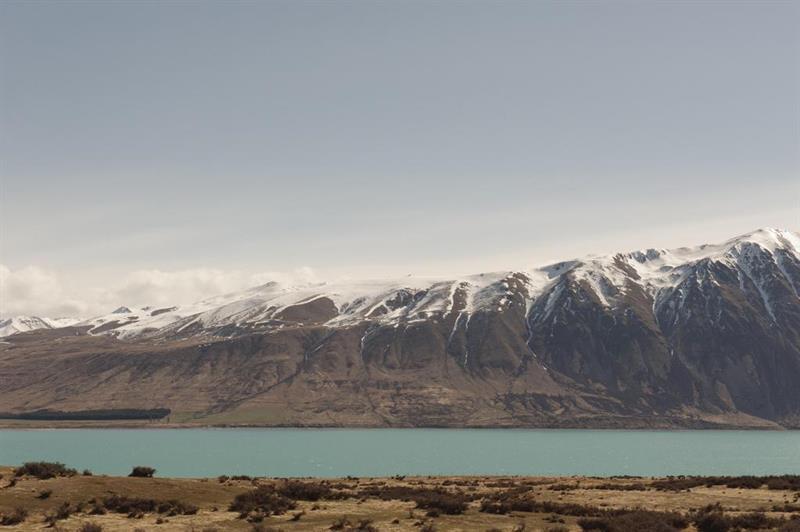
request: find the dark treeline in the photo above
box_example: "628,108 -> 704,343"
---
0,408 -> 170,421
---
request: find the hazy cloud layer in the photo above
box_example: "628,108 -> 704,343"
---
0,264 -> 317,318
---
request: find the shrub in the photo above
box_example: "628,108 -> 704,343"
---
89,502 -> 107,515
44,502 -> 74,525
80,523 -> 104,532
229,486 -> 296,518
0,507 -> 28,526
691,504 -> 785,532
82,469 -> 93,476
358,484 -> 472,514
37,489 -> 53,499
729,512 -> 785,530
277,480 -> 333,501
15,461 -> 77,479
591,482 -> 649,491
694,512 -> 729,532
651,475 -> 800,492
414,491 -> 468,515
479,491 -> 613,517
129,466 -> 156,478
101,495 -> 198,516
577,518 -> 612,532
578,511 -> 689,531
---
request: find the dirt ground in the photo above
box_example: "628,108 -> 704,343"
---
1,466 -> 799,531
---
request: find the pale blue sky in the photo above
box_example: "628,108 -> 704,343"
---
0,0 -> 798,316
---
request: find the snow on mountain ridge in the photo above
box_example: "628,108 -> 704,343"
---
0,315 -> 81,337
3,228 -> 797,339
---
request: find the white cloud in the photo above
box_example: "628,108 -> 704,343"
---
0,265 -> 90,317
0,264 -> 317,319
109,267 -> 317,310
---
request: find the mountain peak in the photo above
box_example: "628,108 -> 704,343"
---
723,227 -> 799,253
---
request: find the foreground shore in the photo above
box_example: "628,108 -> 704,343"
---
1,466 -> 799,531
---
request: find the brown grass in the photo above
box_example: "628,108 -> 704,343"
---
2,466 -> 800,531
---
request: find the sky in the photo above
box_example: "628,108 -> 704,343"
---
1,0 -> 798,317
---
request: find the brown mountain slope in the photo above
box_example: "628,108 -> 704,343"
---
1,229 -> 798,428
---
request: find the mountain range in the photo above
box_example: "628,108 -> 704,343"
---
1,227 -> 799,428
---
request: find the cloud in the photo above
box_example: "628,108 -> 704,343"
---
0,264 -> 317,318
109,267 -> 317,309
0,265 -> 90,317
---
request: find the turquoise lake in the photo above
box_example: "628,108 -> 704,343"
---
1,429 -> 798,478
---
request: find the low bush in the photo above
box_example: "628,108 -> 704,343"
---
652,475 -> 800,492
0,507 -> 28,526
129,466 -> 156,478
89,502 -> 107,515
694,512 -> 730,532
691,505 -> 786,532
358,484 -> 472,514
277,480 -> 333,501
101,495 -> 198,516
578,510 -> 688,531
44,502 -> 74,525
414,491 -> 468,516
80,523 -> 104,532
37,489 -> 53,499
480,490 -> 612,517
590,482 -> 649,491
229,486 -> 296,518
15,461 -> 77,479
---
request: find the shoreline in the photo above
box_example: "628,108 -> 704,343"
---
0,418 -> 791,431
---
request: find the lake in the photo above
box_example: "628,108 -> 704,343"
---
1,428 -> 798,478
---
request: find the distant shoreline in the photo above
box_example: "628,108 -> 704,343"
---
0,420 -> 790,430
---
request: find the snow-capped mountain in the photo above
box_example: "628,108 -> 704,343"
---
59,227 -> 800,341
2,227 -> 799,429
6,227 -> 797,341
0,316 -> 81,338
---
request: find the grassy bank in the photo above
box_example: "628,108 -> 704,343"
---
1,465 -> 799,530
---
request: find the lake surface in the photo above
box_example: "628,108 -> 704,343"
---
1,429 -> 798,478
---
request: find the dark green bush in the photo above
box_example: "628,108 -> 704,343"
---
15,461 -> 77,479
129,466 -> 156,478
277,480 -> 332,501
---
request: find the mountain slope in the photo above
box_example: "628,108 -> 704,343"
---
1,228 -> 798,428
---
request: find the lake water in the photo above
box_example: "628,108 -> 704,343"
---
1,429 -> 798,478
